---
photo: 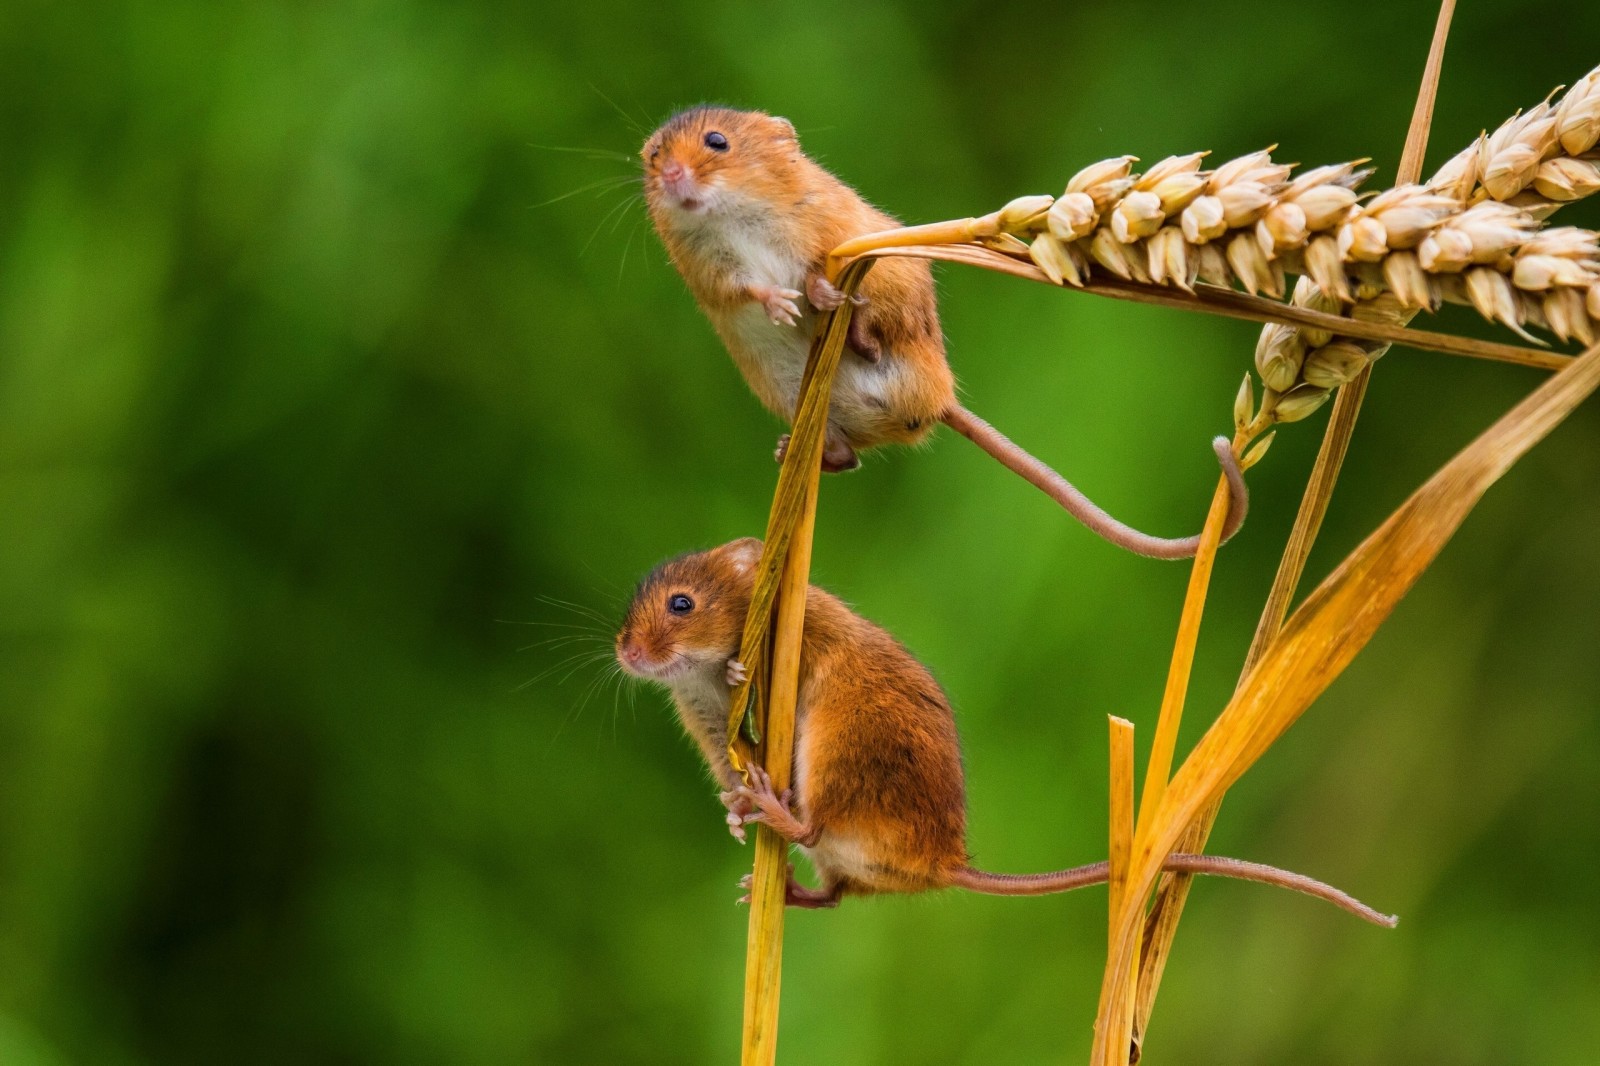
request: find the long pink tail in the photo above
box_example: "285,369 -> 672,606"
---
948,853 -> 1396,927
941,405 -> 1247,560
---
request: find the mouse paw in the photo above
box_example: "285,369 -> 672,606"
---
774,434 -> 790,464
806,274 -> 868,312
720,787 -> 755,843
821,439 -> 860,473
725,658 -> 748,687
752,285 -> 803,327
735,864 -> 798,905
737,765 -> 796,819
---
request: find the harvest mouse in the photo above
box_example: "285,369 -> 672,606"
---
614,538 -> 1393,923
641,108 -> 1248,560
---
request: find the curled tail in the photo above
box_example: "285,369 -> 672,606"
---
940,405 -> 1247,560
949,853 -> 1396,927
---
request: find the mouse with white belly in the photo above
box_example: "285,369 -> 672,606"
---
641,108 -> 1248,560
614,537 -> 1396,925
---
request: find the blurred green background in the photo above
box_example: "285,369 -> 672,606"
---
4,1 -> 1599,1063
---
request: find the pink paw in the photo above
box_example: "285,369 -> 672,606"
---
753,285 -> 803,327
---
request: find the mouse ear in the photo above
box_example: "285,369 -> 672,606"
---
769,116 -> 797,142
724,537 -> 764,574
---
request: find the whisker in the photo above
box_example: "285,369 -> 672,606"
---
500,619 -> 606,634
589,83 -> 650,139
535,595 -> 614,626
529,141 -> 635,164
516,647 -> 613,690
517,633 -> 609,654
532,175 -> 640,210
581,193 -> 641,258
617,215 -> 650,288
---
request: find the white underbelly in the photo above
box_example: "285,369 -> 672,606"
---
799,832 -> 879,885
726,305 -> 894,427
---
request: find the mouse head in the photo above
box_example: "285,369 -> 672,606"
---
616,538 -> 762,684
641,107 -> 798,219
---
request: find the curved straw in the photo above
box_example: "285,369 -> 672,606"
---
735,261 -> 871,1066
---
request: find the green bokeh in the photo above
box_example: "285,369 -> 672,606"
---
3,2 -> 1599,1063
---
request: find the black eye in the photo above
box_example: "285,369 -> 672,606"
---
668,594 -> 695,614
649,146 -> 659,160
704,131 -> 728,151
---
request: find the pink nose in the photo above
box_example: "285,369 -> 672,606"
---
620,643 -> 643,665
660,160 -> 685,182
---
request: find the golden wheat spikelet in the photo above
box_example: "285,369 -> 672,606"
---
999,63 -> 1600,424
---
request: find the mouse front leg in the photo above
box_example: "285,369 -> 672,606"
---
749,283 -> 804,327
719,788 -> 756,843
716,657 -> 757,842
806,274 -> 880,362
733,764 -> 820,847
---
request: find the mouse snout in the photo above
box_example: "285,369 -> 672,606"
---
617,632 -> 668,679
617,634 -> 645,667
654,158 -> 706,212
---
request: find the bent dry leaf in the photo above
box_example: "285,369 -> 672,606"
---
723,261 -> 871,772
1090,336 -> 1600,1065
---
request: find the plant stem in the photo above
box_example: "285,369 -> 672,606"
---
840,243 -> 1568,372
737,264 -> 869,1065
739,473 -> 818,1066
1138,437 -> 1244,824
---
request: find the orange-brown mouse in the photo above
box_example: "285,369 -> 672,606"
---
614,538 -> 1393,923
640,108 -> 1247,560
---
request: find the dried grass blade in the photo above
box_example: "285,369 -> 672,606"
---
724,262 -> 872,772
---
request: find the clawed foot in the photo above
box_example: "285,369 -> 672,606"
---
806,274 -> 866,313
736,864 -> 843,909
752,284 -> 804,327
719,786 -> 755,844
732,764 -> 818,845
774,434 -> 861,474
725,658 -> 748,687
822,439 -> 860,473
733,764 -> 796,832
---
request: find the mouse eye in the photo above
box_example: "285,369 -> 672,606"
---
704,131 -> 729,152
649,146 -> 660,160
668,593 -> 695,614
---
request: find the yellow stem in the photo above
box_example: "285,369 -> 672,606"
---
1105,716 -> 1138,1064
1136,436 -> 1243,831
736,264 -> 868,1065
836,242 -> 1569,372
825,215 -> 996,276
739,474 -> 818,1066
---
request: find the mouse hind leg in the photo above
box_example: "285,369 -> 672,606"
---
774,431 -> 861,473
738,864 -> 847,909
